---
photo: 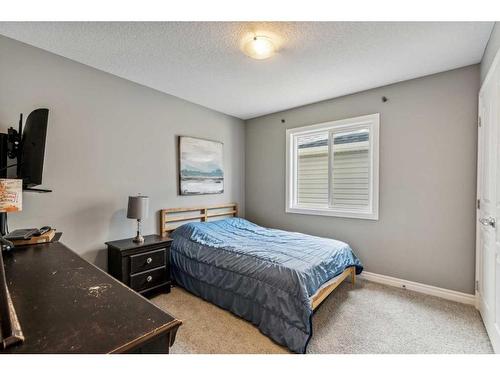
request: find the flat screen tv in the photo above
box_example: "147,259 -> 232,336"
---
18,108 -> 49,188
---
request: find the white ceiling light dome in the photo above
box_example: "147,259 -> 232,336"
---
242,35 -> 276,60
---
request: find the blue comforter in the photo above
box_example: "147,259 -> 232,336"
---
170,218 -> 363,353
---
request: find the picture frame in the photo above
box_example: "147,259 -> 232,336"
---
178,136 -> 224,195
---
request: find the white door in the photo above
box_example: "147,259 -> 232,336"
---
477,56 -> 500,353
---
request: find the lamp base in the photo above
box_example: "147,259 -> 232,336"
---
133,219 -> 144,243
133,234 -> 144,244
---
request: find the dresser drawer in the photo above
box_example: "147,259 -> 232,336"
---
130,267 -> 167,291
130,248 -> 166,274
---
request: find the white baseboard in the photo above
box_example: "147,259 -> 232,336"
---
358,271 -> 476,306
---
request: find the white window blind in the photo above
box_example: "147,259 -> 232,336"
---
286,114 -> 379,220
331,129 -> 370,209
297,132 -> 328,206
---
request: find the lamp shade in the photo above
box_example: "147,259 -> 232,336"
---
0,179 -> 22,213
127,196 -> 149,220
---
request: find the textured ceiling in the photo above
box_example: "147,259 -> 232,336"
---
0,22 -> 494,119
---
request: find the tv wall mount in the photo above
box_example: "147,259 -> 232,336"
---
4,112 -> 52,193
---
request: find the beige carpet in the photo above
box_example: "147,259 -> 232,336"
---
152,279 -> 493,354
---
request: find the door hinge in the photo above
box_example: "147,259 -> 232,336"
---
475,280 -> 479,292
478,117 -> 482,127
477,199 -> 481,209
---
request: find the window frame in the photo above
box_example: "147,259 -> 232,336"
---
285,113 -> 380,220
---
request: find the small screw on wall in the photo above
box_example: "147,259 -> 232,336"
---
281,119 -> 286,123
382,96 -> 389,103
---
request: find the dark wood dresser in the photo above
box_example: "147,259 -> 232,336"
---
106,235 -> 172,297
1,241 -> 181,354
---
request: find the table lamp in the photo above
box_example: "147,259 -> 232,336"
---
0,178 -> 24,350
127,195 -> 149,243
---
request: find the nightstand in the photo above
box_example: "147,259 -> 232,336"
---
106,235 -> 172,297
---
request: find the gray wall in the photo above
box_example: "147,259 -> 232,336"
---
245,65 -> 479,294
0,35 -> 245,269
481,22 -> 500,82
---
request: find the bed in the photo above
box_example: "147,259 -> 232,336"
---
160,204 -> 363,353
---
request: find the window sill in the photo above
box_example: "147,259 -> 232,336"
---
286,206 -> 379,220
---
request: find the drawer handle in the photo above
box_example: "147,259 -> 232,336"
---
146,257 -> 153,264
146,276 -> 153,282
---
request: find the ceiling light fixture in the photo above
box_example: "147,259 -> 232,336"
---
243,36 -> 275,60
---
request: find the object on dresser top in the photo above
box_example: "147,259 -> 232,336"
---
106,234 -> 172,298
5,226 -> 53,241
4,228 -> 38,240
33,226 -> 52,236
1,241 -> 181,353
10,229 -> 57,246
127,195 -> 149,244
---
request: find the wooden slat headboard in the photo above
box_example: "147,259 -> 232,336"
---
160,203 -> 238,238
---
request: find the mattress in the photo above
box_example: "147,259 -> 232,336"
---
170,218 -> 363,353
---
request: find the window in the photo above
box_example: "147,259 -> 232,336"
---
286,114 -> 379,220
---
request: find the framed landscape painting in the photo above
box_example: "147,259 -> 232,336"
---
179,136 -> 224,195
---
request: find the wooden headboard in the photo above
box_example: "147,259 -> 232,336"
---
159,203 -> 238,238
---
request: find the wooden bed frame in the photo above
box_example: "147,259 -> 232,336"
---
160,203 -> 239,237
159,203 -> 355,311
